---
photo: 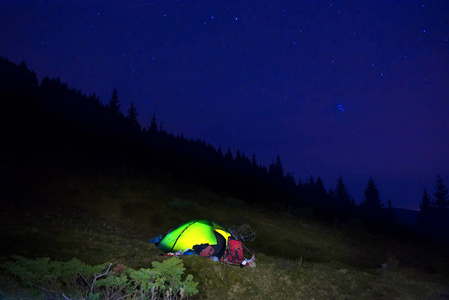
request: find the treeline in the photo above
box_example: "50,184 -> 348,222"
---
1,57 -> 447,238
417,175 -> 449,238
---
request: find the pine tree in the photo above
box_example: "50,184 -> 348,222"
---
361,177 -> 383,212
235,149 -> 242,161
433,174 -> 448,209
315,177 -> 326,197
275,155 -> 284,176
333,176 -> 354,219
149,113 -> 158,132
419,187 -> 432,212
108,89 -> 120,114
159,122 -> 165,133
307,175 -> 315,190
224,147 -> 233,161
286,171 -> 295,185
335,176 -> 352,206
268,155 -> 283,178
251,153 -> 257,166
127,101 -> 139,128
418,186 -> 433,231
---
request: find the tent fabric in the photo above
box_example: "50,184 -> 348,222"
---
155,219 -> 232,254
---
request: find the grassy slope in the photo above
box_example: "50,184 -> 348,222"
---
1,170 -> 448,299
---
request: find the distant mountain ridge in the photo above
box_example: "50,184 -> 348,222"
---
0,56 -> 300,207
1,56 -> 432,233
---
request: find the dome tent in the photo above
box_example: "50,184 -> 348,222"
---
150,219 -> 255,267
154,219 -> 231,254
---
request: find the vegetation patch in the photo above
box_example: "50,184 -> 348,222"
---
2,255 -> 198,300
1,174 -> 448,299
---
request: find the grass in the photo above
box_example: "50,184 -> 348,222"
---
1,171 -> 448,299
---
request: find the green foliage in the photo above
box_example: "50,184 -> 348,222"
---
2,256 -> 89,298
2,256 -> 198,300
128,258 -> 199,299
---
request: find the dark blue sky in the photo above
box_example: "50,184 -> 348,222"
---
1,0 -> 448,209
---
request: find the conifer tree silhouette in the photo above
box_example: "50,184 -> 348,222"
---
251,153 -> 257,166
418,177 -> 449,238
307,175 -> 315,190
159,121 -> 165,133
235,149 -> 242,161
275,155 -> 284,177
286,171 -> 295,185
149,113 -> 158,132
359,177 -> 388,227
361,177 -> 383,216
127,101 -> 140,129
315,177 -> 326,197
335,176 -> 352,207
433,174 -> 448,209
419,187 -> 432,212
224,147 -> 233,161
333,176 -> 354,220
418,187 -> 433,231
108,89 -> 120,114
269,155 -> 284,178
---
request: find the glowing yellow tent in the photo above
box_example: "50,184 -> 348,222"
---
154,219 -> 231,254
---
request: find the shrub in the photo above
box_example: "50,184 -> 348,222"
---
2,255 -> 198,300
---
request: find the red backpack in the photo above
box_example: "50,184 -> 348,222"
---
225,238 -> 244,264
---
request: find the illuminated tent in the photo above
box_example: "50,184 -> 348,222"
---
155,219 -> 232,255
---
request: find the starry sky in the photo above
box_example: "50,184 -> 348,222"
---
1,0 -> 448,210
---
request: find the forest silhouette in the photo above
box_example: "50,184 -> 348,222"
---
1,56 -> 448,239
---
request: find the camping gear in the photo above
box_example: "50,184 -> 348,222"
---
196,244 -> 215,258
150,219 -> 256,267
224,237 -> 245,264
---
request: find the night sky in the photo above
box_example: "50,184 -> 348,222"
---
1,0 -> 448,210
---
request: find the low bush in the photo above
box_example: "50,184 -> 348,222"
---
2,255 -> 198,300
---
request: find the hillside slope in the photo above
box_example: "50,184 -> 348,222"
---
1,56 -> 448,299
1,169 -> 448,299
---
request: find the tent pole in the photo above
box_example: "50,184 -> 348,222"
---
241,243 -> 254,256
